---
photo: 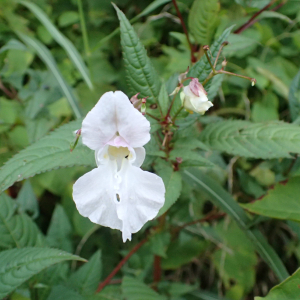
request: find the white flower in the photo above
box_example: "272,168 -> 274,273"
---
180,78 -> 213,114
72,91 -> 165,242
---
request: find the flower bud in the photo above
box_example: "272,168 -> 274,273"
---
180,78 -> 213,114
130,93 -> 142,109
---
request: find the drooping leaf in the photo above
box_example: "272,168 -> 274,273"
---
17,0 -> 93,90
255,268 -> 300,300
16,32 -> 82,118
182,169 -> 289,281
67,250 -> 102,296
0,247 -> 86,299
46,205 -> 73,252
200,120 -> 300,159
242,177 -> 300,222
0,193 -> 44,249
122,276 -> 166,300
289,69 -> 300,121
0,119 -> 95,194
188,0 -> 220,46
188,25 -> 235,82
114,4 -> 161,104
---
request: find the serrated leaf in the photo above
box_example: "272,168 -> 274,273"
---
16,32 -> 82,118
158,82 -> 169,116
122,276 -> 166,300
182,169 -> 289,281
67,250 -> 102,296
200,120 -> 300,159
255,268 -> 300,300
114,5 -> 161,104
17,0 -> 93,90
0,119 -> 95,194
242,177 -> 300,222
207,73 -> 224,101
188,0 -> 220,45
156,161 -> 182,217
188,25 -> 235,82
46,205 -> 73,252
0,193 -> 44,249
289,69 -> 300,121
0,247 -> 86,299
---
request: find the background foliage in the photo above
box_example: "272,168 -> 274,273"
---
0,0 -> 300,299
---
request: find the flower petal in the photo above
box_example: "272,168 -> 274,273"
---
81,91 -> 118,150
132,147 -> 146,167
117,159 -> 165,242
72,161 -> 122,231
114,91 -> 150,147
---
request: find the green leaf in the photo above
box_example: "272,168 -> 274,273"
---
207,73 -> 224,101
188,0 -> 220,46
158,82 -> 169,116
242,177 -> 300,222
58,11 -> 79,27
46,205 -> 73,252
67,250 -> 102,296
16,180 -> 39,219
17,0 -> 93,90
16,32 -> 82,118
190,290 -> 231,300
255,268 -> 300,300
182,169 -> 289,281
188,25 -> 235,82
200,120 -> 300,159
0,247 -> 86,299
289,69 -> 300,121
252,92 -> 279,122
156,161 -> 182,217
0,119 -> 95,194
114,4 -> 161,104
122,276 -> 166,300
46,285 -> 84,300
0,193 -> 44,249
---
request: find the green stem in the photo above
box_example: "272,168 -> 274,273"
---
77,0 -> 90,57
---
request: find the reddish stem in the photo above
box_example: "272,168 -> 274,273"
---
96,238 -> 147,293
153,255 -> 162,285
234,0 -> 277,34
172,0 -> 196,63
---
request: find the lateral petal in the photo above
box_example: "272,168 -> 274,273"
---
117,160 -> 165,242
72,161 -> 122,231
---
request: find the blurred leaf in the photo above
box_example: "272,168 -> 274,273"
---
162,237 -> 206,269
17,0 -> 93,90
46,285 -> 84,300
252,92 -> 279,122
58,11 -> 79,27
255,268 -> 300,300
4,49 -> 33,76
46,204 -> 73,252
0,39 -> 27,53
17,32 -> 82,118
188,25 -> 235,82
149,231 -> 171,258
242,177 -> 300,222
190,290 -> 231,300
258,11 -> 293,23
114,4 -> 161,103
207,73 -> 224,101
0,193 -> 44,249
0,247 -> 86,299
182,169 -> 289,281
158,82 -> 169,116
0,119 -> 95,193
122,276 -> 166,300
188,0 -> 220,45
200,120 -> 300,159
156,161 -> 182,217
67,251 -> 102,296
235,0 -> 269,8
90,286 -> 122,300
289,69 -> 300,121
16,180 -> 39,219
